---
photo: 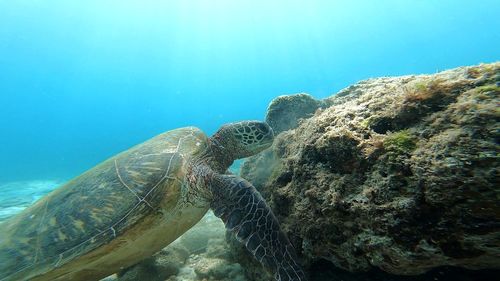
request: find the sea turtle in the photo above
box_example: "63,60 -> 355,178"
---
0,121 -> 306,281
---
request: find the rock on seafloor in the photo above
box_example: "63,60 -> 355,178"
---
238,63 -> 500,278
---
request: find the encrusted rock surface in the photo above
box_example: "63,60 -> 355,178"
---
240,62 -> 500,277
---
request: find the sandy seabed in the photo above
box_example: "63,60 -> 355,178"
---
0,180 -> 62,221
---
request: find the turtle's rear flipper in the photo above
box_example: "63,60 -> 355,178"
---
209,174 -> 307,281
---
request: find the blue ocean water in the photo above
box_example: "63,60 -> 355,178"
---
0,0 -> 498,186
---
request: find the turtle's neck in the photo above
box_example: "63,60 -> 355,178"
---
204,134 -> 235,173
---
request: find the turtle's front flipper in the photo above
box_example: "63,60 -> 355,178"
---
209,174 -> 307,281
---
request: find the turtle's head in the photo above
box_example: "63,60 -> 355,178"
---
211,121 -> 274,161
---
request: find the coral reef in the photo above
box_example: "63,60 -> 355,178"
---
240,63 -> 500,277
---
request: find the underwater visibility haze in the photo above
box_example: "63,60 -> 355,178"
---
0,0 -> 498,183
0,1 -> 499,281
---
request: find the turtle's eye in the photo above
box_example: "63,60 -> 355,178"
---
256,123 -> 269,134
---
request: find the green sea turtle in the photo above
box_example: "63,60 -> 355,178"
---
0,121 -> 306,281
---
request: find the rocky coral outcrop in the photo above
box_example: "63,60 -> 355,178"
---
266,93 -> 326,134
239,63 -> 500,277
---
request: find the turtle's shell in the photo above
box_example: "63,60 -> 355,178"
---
0,127 -> 211,281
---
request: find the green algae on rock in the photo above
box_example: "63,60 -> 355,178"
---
238,62 -> 500,276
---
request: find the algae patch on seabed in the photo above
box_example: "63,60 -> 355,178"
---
383,130 -> 417,155
476,84 -> 499,94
